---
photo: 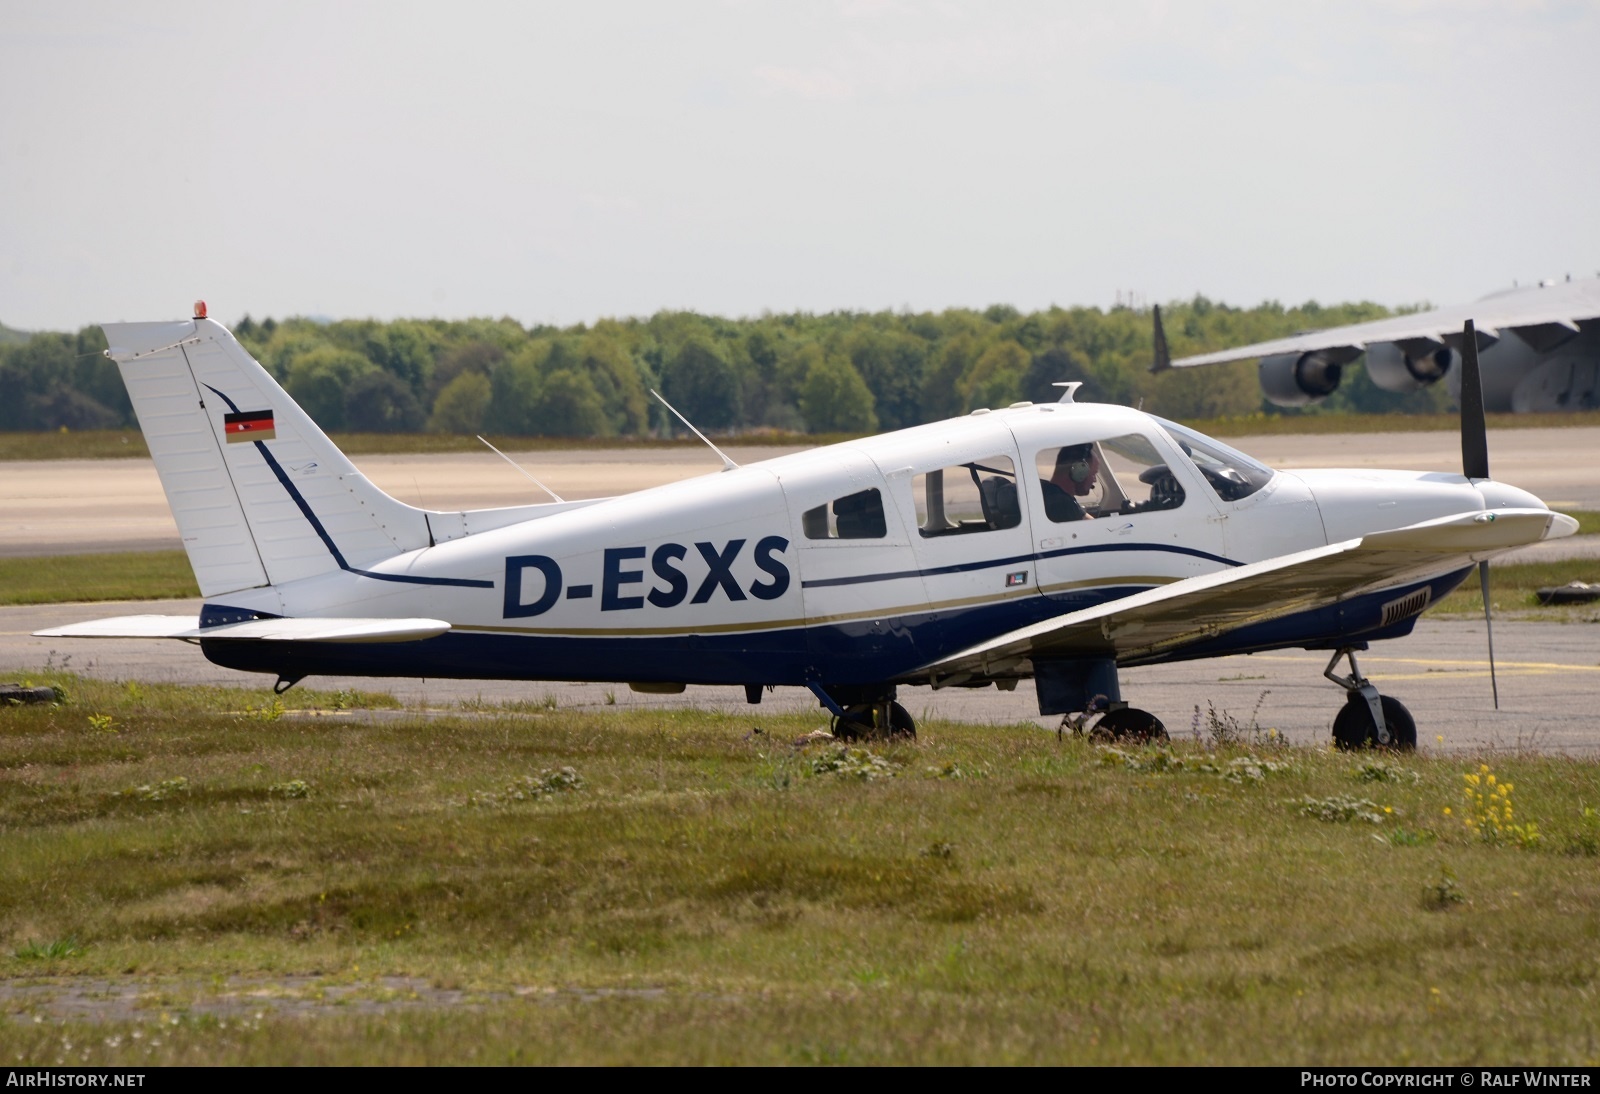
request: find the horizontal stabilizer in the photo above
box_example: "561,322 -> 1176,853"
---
35,615 -> 202,639
921,508 -> 1575,674
36,616 -> 451,644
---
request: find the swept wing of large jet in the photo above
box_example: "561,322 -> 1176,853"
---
1161,275 -> 1600,413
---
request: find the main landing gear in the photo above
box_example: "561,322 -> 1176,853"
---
1324,647 -> 1416,751
1090,704 -> 1168,743
831,700 -> 916,741
1057,698 -> 1168,744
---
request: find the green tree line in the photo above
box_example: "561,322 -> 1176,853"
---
0,298 -> 1449,436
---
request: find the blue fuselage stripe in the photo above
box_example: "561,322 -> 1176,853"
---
201,384 -> 492,590
799,541 -> 1239,589
199,569 -> 1475,690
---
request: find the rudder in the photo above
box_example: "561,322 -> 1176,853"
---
103,315 -> 432,597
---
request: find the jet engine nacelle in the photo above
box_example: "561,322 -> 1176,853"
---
1259,352 -> 1344,407
1364,341 -> 1453,394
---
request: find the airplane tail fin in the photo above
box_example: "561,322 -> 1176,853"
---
103,311 -> 433,598
1149,304 -> 1172,374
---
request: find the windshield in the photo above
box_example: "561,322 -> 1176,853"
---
1153,417 -> 1276,502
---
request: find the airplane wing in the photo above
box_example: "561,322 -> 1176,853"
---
1169,277 -> 1600,367
35,616 -> 452,643
919,508 -> 1576,677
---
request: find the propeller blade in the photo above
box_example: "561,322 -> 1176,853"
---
1461,320 -> 1497,708
1478,560 -> 1500,710
1460,319 -> 1490,480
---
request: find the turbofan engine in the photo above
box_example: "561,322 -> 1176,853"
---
1258,350 -> 1355,407
1364,341 -> 1453,393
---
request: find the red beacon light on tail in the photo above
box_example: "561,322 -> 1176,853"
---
193,300 -> 207,320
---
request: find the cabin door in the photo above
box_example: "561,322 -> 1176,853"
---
1011,422 -> 1230,614
774,449 -> 928,674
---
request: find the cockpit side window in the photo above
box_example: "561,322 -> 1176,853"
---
1034,434 -> 1185,523
803,488 -> 887,539
913,456 -> 1021,537
1153,417 -> 1275,502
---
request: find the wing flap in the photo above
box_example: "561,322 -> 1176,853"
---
921,509 -> 1573,676
36,616 -> 452,644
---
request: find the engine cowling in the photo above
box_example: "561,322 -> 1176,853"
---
1259,352 -> 1344,407
1365,341 -> 1453,393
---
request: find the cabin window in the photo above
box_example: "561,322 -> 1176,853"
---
913,456 -> 1021,537
1153,417 -> 1274,502
802,488 -> 887,539
1034,434 -> 1185,523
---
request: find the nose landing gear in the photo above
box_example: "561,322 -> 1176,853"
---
1324,647 -> 1416,751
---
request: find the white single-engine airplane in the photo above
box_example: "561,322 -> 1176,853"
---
40,305 -> 1579,748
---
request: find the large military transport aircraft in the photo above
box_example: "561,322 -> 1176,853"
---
40,305 -> 1577,747
1161,275 -> 1600,413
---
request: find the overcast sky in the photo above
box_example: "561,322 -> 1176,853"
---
3,1 -> 1598,331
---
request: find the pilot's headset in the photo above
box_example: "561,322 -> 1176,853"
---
1061,445 -> 1096,484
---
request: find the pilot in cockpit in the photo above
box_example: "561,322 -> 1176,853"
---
1041,442 -> 1100,522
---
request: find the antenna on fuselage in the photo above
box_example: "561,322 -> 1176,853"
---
650,390 -> 739,471
1053,382 -> 1083,404
475,436 -> 565,503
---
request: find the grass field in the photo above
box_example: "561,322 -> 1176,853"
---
0,551 -> 200,606
0,675 -> 1596,1064
4,411 -> 1600,461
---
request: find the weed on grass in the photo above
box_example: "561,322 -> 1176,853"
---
13,938 -> 85,961
120,776 -> 189,802
1352,758 -> 1422,785
1191,691 -> 1278,748
1296,794 -> 1391,824
1422,866 -> 1468,910
1461,762 -> 1541,848
1100,746 -> 1289,782
1565,805 -> 1599,856
241,697 -> 285,723
1379,827 -> 1438,847
467,768 -> 585,806
458,695 -> 561,715
809,746 -> 900,780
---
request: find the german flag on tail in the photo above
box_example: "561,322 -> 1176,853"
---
224,409 -> 276,443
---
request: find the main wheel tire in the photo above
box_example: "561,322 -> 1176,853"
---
831,705 -> 872,741
1331,693 -> 1417,751
884,700 -> 916,739
1090,707 -> 1168,744
831,701 -> 916,740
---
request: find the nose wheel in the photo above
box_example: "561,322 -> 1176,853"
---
1324,648 -> 1416,751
